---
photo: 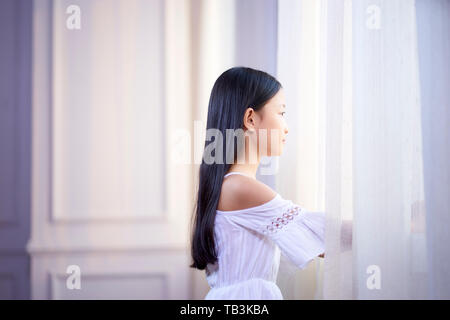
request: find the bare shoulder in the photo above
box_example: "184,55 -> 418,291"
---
217,175 -> 277,211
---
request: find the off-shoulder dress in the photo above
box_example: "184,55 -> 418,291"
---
204,171 -> 325,300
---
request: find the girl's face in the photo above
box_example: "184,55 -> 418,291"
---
245,88 -> 289,157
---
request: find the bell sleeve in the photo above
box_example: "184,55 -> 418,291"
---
232,196 -> 326,270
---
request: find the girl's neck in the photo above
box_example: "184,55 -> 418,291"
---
228,140 -> 260,178
227,163 -> 259,179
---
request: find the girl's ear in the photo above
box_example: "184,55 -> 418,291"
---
243,107 -> 257,132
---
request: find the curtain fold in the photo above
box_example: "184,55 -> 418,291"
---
352,0 -> 425,299
324,0 -> 450,299
279,0 -> 450,299
322,0 -> 354,300
415,0 -> 450,300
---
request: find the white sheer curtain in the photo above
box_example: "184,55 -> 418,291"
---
277,0 -> 354,300
278,0 -> 450,299
351,0 -> 425,299
415,0 -> 450,299
321,0 -> 354,300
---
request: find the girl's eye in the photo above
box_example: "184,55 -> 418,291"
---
280,112 -> 286,116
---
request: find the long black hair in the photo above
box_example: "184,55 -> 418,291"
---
189,66 -> 282,270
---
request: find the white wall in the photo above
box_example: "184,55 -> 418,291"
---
29,0 -> 192,299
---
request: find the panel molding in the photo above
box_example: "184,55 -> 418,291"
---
29,2 -> 192,301
30,249 -> 191,299
49,271 -> 169,299
29,0 -> 191,250
27,245 -> 188,255
49,0 -> 169,224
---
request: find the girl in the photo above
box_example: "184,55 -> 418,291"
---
190,67 -> 325,300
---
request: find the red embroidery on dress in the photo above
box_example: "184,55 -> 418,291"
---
262,205 -> 301,235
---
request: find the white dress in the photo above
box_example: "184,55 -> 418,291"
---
204,172 -> 325,300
